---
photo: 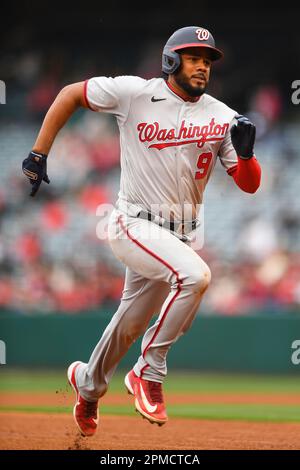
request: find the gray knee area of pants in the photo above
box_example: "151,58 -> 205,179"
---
179,264 -> 211,295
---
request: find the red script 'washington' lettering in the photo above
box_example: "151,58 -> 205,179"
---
137,119 -> 229,150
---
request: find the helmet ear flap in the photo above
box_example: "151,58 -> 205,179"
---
162,49 -> 181,75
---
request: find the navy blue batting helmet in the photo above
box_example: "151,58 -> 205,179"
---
162,26 -> 223,75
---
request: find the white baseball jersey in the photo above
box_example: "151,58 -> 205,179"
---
85,76 -> 238,221
77,75 -> 238,397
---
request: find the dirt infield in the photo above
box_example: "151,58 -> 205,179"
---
1,390 -> 300,449
1,412 -> 300,450
2,391 -> 300,407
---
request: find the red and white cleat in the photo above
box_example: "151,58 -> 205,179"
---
67,361 -> 99,437
124,369 -> 168,426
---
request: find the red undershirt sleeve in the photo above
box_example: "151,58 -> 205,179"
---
227,156 -> 261,193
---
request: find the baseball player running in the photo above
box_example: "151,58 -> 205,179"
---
22,26 -> 261,436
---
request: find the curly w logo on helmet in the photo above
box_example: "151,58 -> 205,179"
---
196,28 -> 210,41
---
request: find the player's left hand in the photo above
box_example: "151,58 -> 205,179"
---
230,114 -> 256,159
22,151 -> 50,197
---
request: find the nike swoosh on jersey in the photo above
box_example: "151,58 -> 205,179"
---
139,383 -> 158,413
151,96 -> 167,102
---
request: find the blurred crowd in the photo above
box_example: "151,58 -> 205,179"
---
1,34 -> 300,316
200,249 -> 300,315
0,108 -> 299,316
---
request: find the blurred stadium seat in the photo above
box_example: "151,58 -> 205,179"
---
1,6 -> 299,315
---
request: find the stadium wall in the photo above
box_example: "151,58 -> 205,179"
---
0,312 -> 299,373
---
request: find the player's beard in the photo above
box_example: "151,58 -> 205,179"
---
174,69 -> 208,97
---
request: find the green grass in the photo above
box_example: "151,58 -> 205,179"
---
1,369 -> 300,423
1,403 -> 300,423
163,373 -> 300,394
0,369 -> 300,393
0,369 -> 69,392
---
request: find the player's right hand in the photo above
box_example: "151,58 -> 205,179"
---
22,151 -> 50,197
